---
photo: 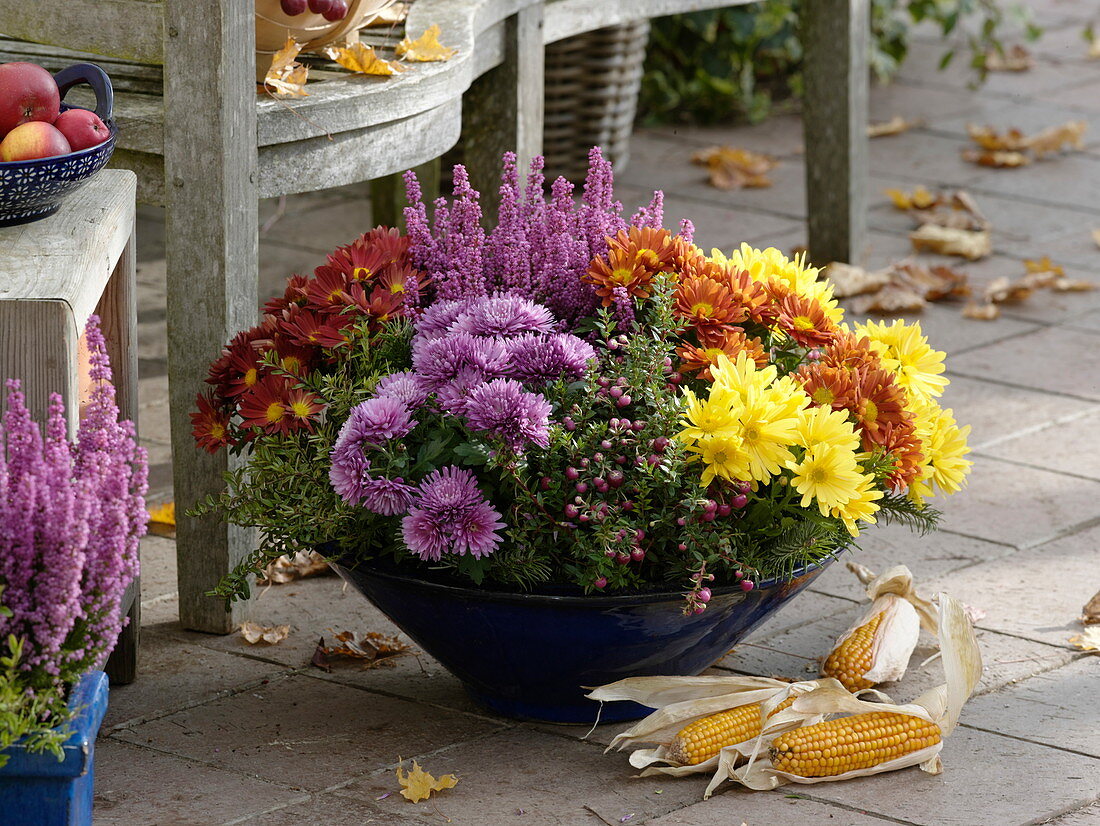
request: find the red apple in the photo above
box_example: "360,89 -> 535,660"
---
53,108 -> 110,151
0,62 -> 60,138
0,121 -> 72,162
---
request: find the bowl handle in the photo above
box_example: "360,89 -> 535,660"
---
54,63 -> 114,122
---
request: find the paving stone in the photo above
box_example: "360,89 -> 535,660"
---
868,130 -> 987,186
259,241 -> 328,303
964,658 -> 1100,759
949,325 -> 1100,401
746,589 -> 858,642
639,113 -> 808,158
104,623 -> 288,731
966,154 -> 1100,215
260,197 -> 375,256
138,534 -> 178,605
926,522 -> 1100,646
1045,802 -> 1100,825
803,725 -> 1100,826
937,374 -> 1098,451
336,727 -> 711,826
650,788 -> 906,825
94,739 -> 302,826
946,255 -> 1100,326
1004,225 -> 1100,272
113,673 -> 505,792
229,792 -> 434,826
979,407 -> 1100,479
935,456 -> 1100,548
870,79 -> 987,124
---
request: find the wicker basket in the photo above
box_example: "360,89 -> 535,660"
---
542,20 -> 650,182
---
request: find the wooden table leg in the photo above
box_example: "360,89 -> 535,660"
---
463,4 -> 545,218
801,0 -> 869,265
164,0 -> 258,633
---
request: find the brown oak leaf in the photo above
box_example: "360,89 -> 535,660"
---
868,116 -> 921,138
239,621 -> 291,645
909,225 -> 992,260
691,146 -> 776,191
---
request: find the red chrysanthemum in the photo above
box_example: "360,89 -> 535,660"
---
328,240 -> 392,283
279,308 -> 350,349
191,391 -> 232,453
263,273 -> 311,315
351,283 -> 407,329
306,266 -> 353,312
876,421 -> 925,490
820,329 -> 883,373
361,226 -> 411,265
285,385 -> 324,430
238,376 -> 295,435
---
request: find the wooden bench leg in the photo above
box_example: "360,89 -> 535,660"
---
164,0 -> 258,633
463,4 -> 545,216
801,0 -> 869,265
105,580 -> 139,685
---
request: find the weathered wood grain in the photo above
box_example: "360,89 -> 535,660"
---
163,0 -> 258,634
801,0 -> 869,265
0,0 -> 165,64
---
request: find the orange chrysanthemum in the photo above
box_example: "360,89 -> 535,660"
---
677,330 -> 768,380
851,368 -> 911,448
776,293 -> 838,348
876,422 -> 925,490
607,226 -> 680,272
796,363 -> 857,412
720,266 -> 781,328
585,246 -> 654,306
674,275 -> 742,337
820,330 -> 883,374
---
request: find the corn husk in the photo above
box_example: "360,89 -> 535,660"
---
586,676 -> 828,781
726,593 -> 982,792
822,563 -> 938,688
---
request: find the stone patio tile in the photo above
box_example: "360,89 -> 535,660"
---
649,789 -> 897,825
138,535 -> 178,604
937,374 -> 1097,451
335,727 -> 711,826
142,437 -> 174,501
802,725 -> 1100,826
1044,75 -> 1100,112
136,205 -> 166,262
259,241 -> 329,302
964,658 -> 1100,759
870,79 -> 987,124
1046,802 -> 1100,825
980,407 -> 1100,479
229,792 -> 434,826
1030,24 -> 1100,65
615,183 -> 803,253
809,524 -> 1012,602
868,130 -> 987,186
1004,225 -> 1100,272
746,589 -> 858,642
113,673 -> 505,792
1065,311 -> 1100,334
844,304 -> 1040,359
639,113 -> 808,158
104,623 -> 290,731
926,522 -> 1100,646
964,154 -> 1100,215
761,226 -> 916,271
260,198 -> 375,256
931,99 -> 1100,148
948,325 -> 1100,401
935,455 -> 1100,548
94,739 -> 302,826
195,575 -> 484,715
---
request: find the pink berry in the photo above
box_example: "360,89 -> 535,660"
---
575,482 -> 588,494
717,503 -> 732,517
609,418 -> 621,429
323,0 -> 348,20
610,387 -> 623,399
703,499 -> 717,513
631,547 -> 646,562
701,511 -> 716,522
594,577 -> 608,590
735,570 -> 744,580
652,436 -> 669,453
605,548 -> 617,558
614,455 -> 627,465
579,514 -> 591,523
634,529 -> 645,541
675,517 -> 686,527
647,454 -> 661,466
617,395 -> 632,407
692,603 -> 707,615
597,377 -> 610,388
632,420 -> 646,432
595,481 -> 609,493
616,552 -> 631,565
539,476 -> 551,491
563,417 -> 576,431
677,543 -> 688,552
731,494 -> 748,509
622,501 -> 635,511
565,466 -> 579,480
580,458 -> 590,468
600,440 -> 613,450
698,587 -> 712,603
280,0 -> 309,14
607,470 -> 624,488
740,580 -> 755,592
564,504 -> 579,519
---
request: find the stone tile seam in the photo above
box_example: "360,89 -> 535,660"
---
775,790 -> 922,826
633,128 -> 808,161
945,369 -> 1100,405
1033,796 -> 1100,826
965,401 -> 1100,451
957,720 -> 1100,763
1018,510 -> 1100,552
968,450 -> 1100,484
218,793 -> 316,826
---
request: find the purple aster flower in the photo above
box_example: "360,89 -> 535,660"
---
462,378 -> 551,450
449,295 -> 556,338
415,299 -> 466,340
436,367 -> 489,415
329,450 -> 369,504
330,398 -> 416,503
374,371 -> 429,409
361,475 -> 416,516
411,331 -> 511,389
506,333 -> 596,383
401,466 -> 505,560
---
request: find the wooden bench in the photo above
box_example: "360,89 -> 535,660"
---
0,0 -> 868,634
0,170 -> 140,683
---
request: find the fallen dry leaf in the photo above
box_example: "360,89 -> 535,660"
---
258,550 -> 329,585
853,283 -> 927,314
868,116 -> 921,138
1028,121 -> 1087,159
1069,627 -> 1100,653
892,261 -> 971,301
962,148 -> 1031,168
963,301 -> 1000,320
1092,229 -> 1100,249
964,121 -> 1088,167
311,630 -> 410,671
1090,31 -> 1100,60
910,224 -> 992,260
984,44 -> 1033,72
968,123 -> 1030,152
691,146 -> 777,191
147,501 -> 176,538
825,262 -> 892,298
239,621 -> 290,645
363,2 -> 408,26
1083,590 -> 1100,625
1052,277 -> 1096,293
886,185 -> 938,211
397,760 -> 458,803
1024,257 -> 1065,278
396,24 -> 456,62
324,42 -> 405,76
264,37 -> 309,97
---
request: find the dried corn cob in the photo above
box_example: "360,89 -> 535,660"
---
668,696 -> 797,766
822,611 -> 884,691
770,711 -> 942,777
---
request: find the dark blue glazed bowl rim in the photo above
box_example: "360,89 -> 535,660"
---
0,118 -> 117,170
328,545 -> 846,607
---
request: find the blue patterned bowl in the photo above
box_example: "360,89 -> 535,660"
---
0,63 -> 116,227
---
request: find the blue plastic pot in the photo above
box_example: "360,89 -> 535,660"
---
0,670 -> 109,826
330,553 -> 840,724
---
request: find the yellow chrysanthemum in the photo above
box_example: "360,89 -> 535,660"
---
832,473 -> 885,536
795,405 -> 861,452
855,319 -> 948,401
714,244 -> 844,324
687,434 -> 750,486
908,400 -> 971,503
710,351 -> 779,401
787,443 -> 866,517
679,386 -> 743,442
737,394 -> 802,483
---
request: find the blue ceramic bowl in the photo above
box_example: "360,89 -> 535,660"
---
331,551 -> 842,724
0,63 -> 116,227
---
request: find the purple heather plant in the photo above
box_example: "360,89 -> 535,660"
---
0,316 -> 147,764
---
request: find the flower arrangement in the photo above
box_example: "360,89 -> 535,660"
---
0,318 -> 147,765
196,148 -> 970,612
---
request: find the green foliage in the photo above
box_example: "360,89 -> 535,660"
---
0,634 -> 70,769
640,0 -> 1037,125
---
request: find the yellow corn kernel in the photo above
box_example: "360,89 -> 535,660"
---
668,696 -> 795,766
770,711 -> 942,778
822,611 -> 884,691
